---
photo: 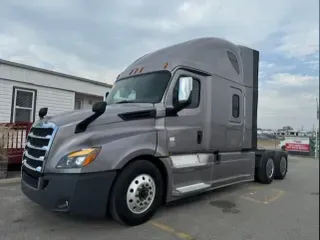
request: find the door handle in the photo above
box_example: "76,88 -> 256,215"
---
197,131 -> 202,144
213,150 -> 221,164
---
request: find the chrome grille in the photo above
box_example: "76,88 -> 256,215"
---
22,122 -> 58,172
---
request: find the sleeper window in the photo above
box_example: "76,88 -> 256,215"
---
227,51 -> 240,75
232,94 -> 240,118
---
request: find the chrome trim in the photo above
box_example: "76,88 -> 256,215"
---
23,121 -> 59,173
24,151 -> 44,161
28,132 -> 51,139
176,182 -> 210,194
32,122 -> 57,129
26,142 -> 48,151
171,154 -> 212,168
44,123 -> 59,160
22,159 -> 42,172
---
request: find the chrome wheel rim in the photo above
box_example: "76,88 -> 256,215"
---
126,174 -> 156,214
266,158 -> 275,178
280,157 -> 287,175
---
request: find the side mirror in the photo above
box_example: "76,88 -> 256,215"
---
178,77 -> 193,103
105,92 -> 109,100
92,101 -> 107,114
173,77 -> 193,112
39,107 -> 48,119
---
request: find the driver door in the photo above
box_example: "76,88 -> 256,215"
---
164,69 -> 212,193
164,69 -> 204,154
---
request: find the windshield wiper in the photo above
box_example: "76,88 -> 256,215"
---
115,100 -> 135,104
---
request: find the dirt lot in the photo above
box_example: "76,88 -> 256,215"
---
258,139 -> 281,150
0,156 -> 318,240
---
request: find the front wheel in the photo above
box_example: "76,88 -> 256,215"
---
109,160 -> 164,226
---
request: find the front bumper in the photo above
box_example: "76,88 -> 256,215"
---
21,165 -> 117,218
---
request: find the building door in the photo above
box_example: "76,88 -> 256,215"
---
74,99 -> 83,110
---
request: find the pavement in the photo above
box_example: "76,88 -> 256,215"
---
0,156 -> 318,240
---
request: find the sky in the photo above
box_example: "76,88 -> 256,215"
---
0,0 -> 319,130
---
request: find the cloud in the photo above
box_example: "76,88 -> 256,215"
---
266,73 -> 318,87
276,26 -> 319,58
0,0 -> 319,130
258,88 -> 318,130
258,72 -> 319,129
0,31 -> 121,83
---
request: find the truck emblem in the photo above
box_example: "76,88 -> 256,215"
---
169,137 -> 175,147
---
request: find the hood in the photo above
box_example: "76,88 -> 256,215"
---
44,103 -> 156,127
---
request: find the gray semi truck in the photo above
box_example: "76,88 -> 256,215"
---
21,37 -> 288,226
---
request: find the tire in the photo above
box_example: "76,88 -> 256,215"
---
274,152 -> 288,180
255,151 -> 275,184
109,160 -> 164,226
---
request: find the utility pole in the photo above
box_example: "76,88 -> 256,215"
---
316,97 -> 319,160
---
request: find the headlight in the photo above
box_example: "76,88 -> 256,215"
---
56,147 -> 101,169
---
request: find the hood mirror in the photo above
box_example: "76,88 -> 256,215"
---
39,107 -> 48,119
92,101 -> 107,114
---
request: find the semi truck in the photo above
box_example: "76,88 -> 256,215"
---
21,37 -> 288,226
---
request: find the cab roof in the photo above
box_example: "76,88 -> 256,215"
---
118,37 -> 255,85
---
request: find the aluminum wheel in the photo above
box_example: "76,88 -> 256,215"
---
280,157 -> 287,175
266,158 -> 275,178
126,174 -> 156,214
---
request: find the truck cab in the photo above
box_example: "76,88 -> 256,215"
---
21,37 -> 288,226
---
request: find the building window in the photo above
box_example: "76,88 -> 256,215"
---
232,94 -> 240,118
227,51 -> 240,75
74,99 -> 83,110
11,87 -> 36,123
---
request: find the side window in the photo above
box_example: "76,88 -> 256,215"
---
187,78 -> 200,109
173,76 -> 201,109
227,51 -> 240,75
232,94 -> 240,118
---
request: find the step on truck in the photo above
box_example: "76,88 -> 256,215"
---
21,37 -> 288,226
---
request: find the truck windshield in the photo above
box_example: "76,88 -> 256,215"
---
107,71 -> 171,104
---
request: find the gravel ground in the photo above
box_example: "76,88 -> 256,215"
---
0,156 -> 318,240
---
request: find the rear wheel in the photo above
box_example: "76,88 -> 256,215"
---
109,160 -> 164,226
255,152 -> 275,184
274,152 -> 288,180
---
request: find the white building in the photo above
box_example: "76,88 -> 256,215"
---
0,59 -> 113,123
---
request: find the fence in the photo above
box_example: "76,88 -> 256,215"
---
0,122 -> 32,165
258,134 -> 319,158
